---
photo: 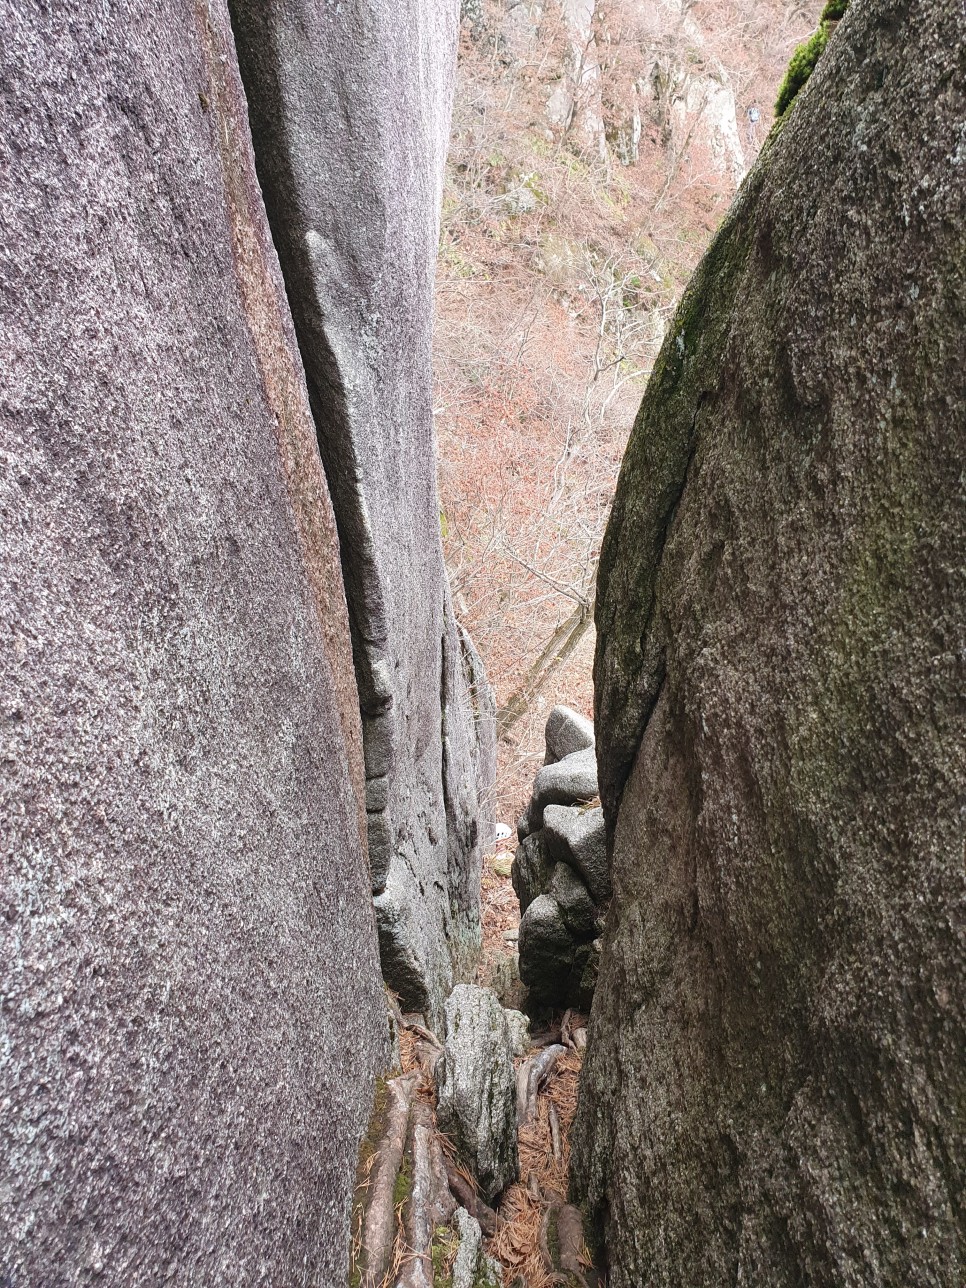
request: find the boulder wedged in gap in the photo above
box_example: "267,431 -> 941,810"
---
435,985 -> 519,1203
544,704 -> 596,765
517,895 -> 576,1007
511,830 -> 554,915
528,747 -> 599,831
512,708 -> 611,1011
543,804 -> 611,905
550,862 -> 601,944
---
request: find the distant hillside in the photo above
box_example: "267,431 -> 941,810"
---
435,0 -> 823,815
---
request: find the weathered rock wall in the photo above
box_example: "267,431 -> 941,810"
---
574,1 -> 965,1284
0,1 -> 390,1281
229,0 -> 496,1029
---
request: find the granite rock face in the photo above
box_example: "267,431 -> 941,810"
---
228,0 -> 495,1028
574,3 -> 966,1284
0,2 -> 389,1282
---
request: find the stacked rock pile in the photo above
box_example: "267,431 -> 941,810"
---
513,707 -> 611,1011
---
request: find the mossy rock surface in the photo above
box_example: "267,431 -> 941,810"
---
574,2 -> 966,1285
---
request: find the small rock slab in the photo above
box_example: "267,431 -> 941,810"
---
436,985 -> 519,1202
511,831 -> 554,914
542,803 -> 611,903
452,1207 -> 503,1288
550,861 -> 600,943
544,704 -> 595,765
529,747 -> 598,829
518,894 -> 575,1006
503,1007 -> 530,1056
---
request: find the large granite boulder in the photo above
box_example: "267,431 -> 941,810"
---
517,894 -> 577,1007
436,986 -> 519,1202
528,746 -> 598,829
228,0 -> 495,1027
544,703 -> 595,764
542,803 -> 611,904
573,3 -> 966,1284
511,831 -> 554,914
0,2 -> 389,1282
550,861 -> 600,943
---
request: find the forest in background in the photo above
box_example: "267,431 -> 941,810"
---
434,0 -> 824,816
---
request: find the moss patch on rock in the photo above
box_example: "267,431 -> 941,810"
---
775,3 -> 848,115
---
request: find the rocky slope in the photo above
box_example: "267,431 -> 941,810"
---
572,1 -> 966,1283
0,0 -> 491,1279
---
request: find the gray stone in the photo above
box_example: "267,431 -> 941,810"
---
374,860 -> 460,1032
484,951 -> 525,1012
452,1208 -> 503,1288
550,862 -> 600,943
544,703 -> 595,765
529,746 -> 598,828
503,1008 -> 531,1056
573,4 -> 966,1284
568,938 -> 602,1013
542,805 -> 611,904
511,831 -> 554,914
518,895 -> 576,1007
516,811 -> 531,842
365,774 -> 390,813
366,810 -> 394,894
228,0 -> 495,1022
437,986 -> 519,1201
0,3 -> 389,1281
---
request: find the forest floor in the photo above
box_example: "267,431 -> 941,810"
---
475,837 -> 596,1284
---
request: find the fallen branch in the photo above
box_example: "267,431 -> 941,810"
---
396,1102 -> 455,1288
557,1204 -> 590,1285
540,1203 -> 590,1287
401,1018 -> 442,1051
560,1009 -> 577,1050
530,1026 -> 563,1050
414,1039 -> 442,1086
548,1102 -> 562,1164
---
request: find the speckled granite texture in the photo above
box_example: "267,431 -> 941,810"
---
0,1 -> 388,1281
573,1 -> 966,1283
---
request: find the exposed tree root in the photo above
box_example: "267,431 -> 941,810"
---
517,1044 -> 567,1126
395,1101 -> 456,1288
358,1072 -> 419,1288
